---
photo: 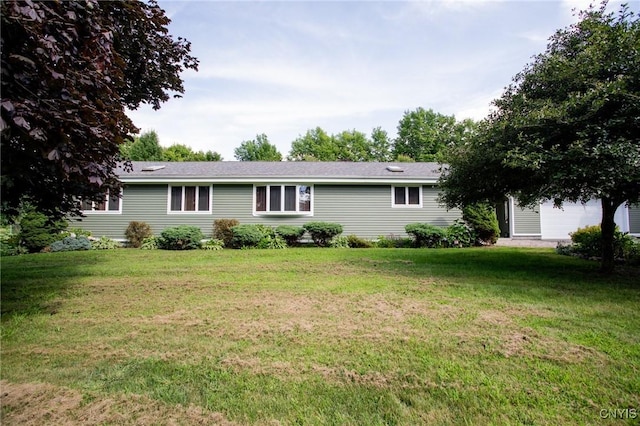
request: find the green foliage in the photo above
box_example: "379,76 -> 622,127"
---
346,234 -> 374,248
162,143 -> 222,162
303,222 -> 343,247
158,226 -> 203,250
230,224 -> 265,249
0,227 -> 25,256
91,236 -> 121,250
234,134 -> 283,161
275,225 -> 305,246
287,127 -> 394,162
1,0 -> 197,219
69,227 -> 92,237
257,234 -> 288,250
329,235 -> 350,248
444,220 -> 475,248
18,208 -> 68,253
140,236 -> 159,250
201,239 -> 224,251
568,225 -> 634,260
375,235 -> 413,248
125,221 -> 153,248
405,223 -> 447,248
462,203 -> 500,245
213,219 -> 240,247
50,236 -> 91,252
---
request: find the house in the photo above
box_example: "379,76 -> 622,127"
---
75,161 -> 640,241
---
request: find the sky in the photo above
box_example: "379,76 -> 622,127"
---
125,0 -> 637,161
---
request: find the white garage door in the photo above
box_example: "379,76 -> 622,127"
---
540,200 -> 629,240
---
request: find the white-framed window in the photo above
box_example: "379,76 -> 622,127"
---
168,185 -> 211,213
254,184 -> 313,215
392,186 -> 422,208
82,190 -> 122,214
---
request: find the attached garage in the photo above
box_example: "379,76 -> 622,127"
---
539,200 -> 634,240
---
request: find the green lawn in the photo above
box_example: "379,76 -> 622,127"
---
1,248 -> 639,425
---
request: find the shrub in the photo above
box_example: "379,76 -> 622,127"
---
125,221 -> 153,248
18,207 -> 68,253
91,236 -> 120,250
275,225 -> 305,246
303,222 -> 343,247
569,225 -> 633,259
213,219 -> 240,247
329,235 -> 350,248
140,236 -> 159,250
347,234 -> 373,248
69,227 -> 92,237
462,202 -> 500,245
50,236 -> 91,252
0,227 -> 25,256
258,234 -> 288,249
201,238 -> 224,251
230,224 -> 265,249
158,226 -> 203,250
405,223 -> 447,248
444,220 -> 475,248
375,234 -> 412,248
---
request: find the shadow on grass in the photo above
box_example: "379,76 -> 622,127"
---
351,247 -> 640,302
1,251 -> 105,318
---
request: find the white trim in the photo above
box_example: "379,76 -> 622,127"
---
252,184 -> 314,217
391,185 -> 423,208
167,185 -> 212,214
81,190 -> 122,214
121,177 -> 438,185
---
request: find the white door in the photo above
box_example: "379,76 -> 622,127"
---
540,200 -> 629,240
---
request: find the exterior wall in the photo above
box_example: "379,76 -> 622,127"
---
511,200 -> 541,237
629,204 -> 640,235
75,183 -> 461,240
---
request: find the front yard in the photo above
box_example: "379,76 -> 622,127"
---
1,248 -> 638,425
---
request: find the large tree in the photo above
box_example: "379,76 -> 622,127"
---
234,134 -> 282,161
288,127 -> 393,162
1,0 -> 198,218
440,2 -> 640,272
121,131 -> 164,161
393,108 -> 474,162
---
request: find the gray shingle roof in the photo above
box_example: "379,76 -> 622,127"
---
120,161 -> 442,182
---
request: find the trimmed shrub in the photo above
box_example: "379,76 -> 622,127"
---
18,208 -> 68,253
462,202 -> 500,245
444,220 -> 475,248
125,221 -> 153,248
230,224 -> 265,249
347,234 -> 374,248
303,222 -> 343,247
275,225 -> 305,247
405,223 -> 447,248
213,219 -> 240,247
158,226 -> 203,250
201,238 -> 224,251
50,236 -> 91,252
140,236 -> 159,250
91,236 -> 120,250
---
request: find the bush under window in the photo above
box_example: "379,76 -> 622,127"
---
303,222 -> 343,247
158,226 -> 203,250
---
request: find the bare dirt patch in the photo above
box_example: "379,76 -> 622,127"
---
0,381 -> 235,426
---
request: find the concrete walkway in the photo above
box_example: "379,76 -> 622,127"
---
495,238 -> 564,248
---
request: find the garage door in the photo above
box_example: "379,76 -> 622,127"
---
540,200 -> 629,240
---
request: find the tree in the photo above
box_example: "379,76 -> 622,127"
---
288,127 -> 340,161
1,0 -> 198,219
234,134 -> 282,161
122,131 -> 164,161
163,143 -> 222,161
287,127 -> 393,162
440,2 -> 640,272
393,108 -> 476,162
370,127 -> 393,162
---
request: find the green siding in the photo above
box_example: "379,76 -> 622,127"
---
75,183 -> 461,240
512,203 -> 541,235
629,205 -> 640,234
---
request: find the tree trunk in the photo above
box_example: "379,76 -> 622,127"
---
600,197 -> 619,274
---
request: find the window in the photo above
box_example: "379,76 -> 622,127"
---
169,185 -> 211,213
392,186 -> 422,208
82,190 -> 121,213
255,185 -> 312,215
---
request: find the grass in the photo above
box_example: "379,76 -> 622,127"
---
1,247 -> 639,425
